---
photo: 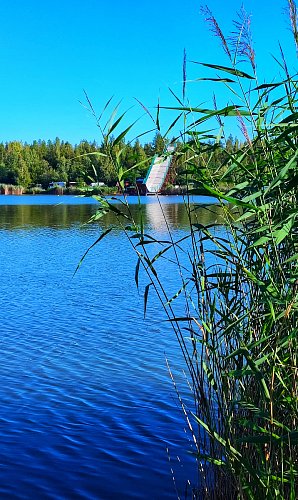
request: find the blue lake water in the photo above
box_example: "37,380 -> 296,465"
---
0,195 -> 221,499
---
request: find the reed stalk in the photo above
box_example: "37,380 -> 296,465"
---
79,4 -> 298,497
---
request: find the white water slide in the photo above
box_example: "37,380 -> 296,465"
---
144,145 -> 174,194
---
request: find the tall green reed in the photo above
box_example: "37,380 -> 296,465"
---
79,3 -> 298,498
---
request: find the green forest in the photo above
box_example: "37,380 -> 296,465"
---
0,132 -> 241,192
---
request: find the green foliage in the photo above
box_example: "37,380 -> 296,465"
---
0,135 -> 239,191
0,137 -> 146,188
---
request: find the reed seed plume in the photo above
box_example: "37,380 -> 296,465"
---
230,6 -> 256,72
236,107 -> 252,146
288,0 -> 298,52
200,5 -> 231,59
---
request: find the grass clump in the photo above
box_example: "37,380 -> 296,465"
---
79,3 -> 298,498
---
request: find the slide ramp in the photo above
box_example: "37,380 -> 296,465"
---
144,146 -> 174,194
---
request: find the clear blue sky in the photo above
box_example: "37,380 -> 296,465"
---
0,0 -> 296,145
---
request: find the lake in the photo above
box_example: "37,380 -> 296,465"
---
0,195 -> 221,499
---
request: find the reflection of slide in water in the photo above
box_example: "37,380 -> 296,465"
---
144,146 -> 174,194
145,201 -> 228,232
145,202 -> 168,231
145,202 -> 183,232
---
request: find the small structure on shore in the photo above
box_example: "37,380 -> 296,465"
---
48,181 -> 66,189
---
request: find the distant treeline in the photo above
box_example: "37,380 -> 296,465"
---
0,132 -> 241,189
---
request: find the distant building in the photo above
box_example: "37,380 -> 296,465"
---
90,182 -> 105,187
49,181 -> 66,189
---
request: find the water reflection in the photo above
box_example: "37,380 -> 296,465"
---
0,200 -> 225,231
0,204 -> 96,230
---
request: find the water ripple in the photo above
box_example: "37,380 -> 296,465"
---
0,200 -> 210,498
